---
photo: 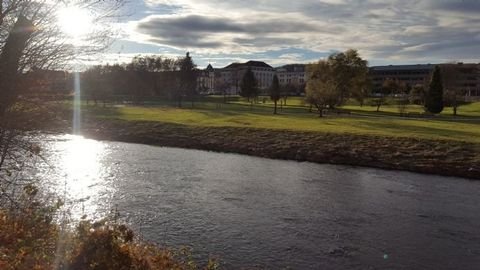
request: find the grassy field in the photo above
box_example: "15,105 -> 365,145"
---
83,96 -> 480,144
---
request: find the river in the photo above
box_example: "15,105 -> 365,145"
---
34,134 -> 480,269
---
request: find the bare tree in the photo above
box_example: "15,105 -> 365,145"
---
0,0 -> 125,209
441,64 -> 466,116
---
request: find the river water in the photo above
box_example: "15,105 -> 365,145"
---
35,134 -> 480,269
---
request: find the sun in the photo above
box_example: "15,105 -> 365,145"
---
57,6 -> 93,40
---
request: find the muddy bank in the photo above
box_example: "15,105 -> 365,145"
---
49,117 -> 479,180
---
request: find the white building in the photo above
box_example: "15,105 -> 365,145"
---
275,64 -> 307,86
212,61 -> 275,95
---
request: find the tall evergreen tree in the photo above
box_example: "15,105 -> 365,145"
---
425,66 -> 444,114
178,52 -> 197,107
269,75 -> 280,114
240,68 -> 258,103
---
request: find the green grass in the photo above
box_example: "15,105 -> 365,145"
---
82,97 -> 480,144
343,101 -> 480,117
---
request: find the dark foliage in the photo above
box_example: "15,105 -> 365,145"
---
425,66 -> 444,114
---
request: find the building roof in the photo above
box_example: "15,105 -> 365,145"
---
276,64 -> 306,72
223,61 -> 273,69
245,61 -> 273,68
206,64 -> 214,72
370,64 -> 435,71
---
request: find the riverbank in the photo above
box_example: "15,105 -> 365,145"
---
43,112 -> 480,180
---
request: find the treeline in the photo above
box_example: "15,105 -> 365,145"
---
304,49 -> 464,117
81,53 -> 197,107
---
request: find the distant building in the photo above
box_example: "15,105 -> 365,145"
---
369,63 -> 480,100
223,61 -> 275,94
275,64 -> 307,95
197,60 -> 480,99
197,64 -> 215,94
275,64 -> 307,86
440,63 -> 480,101
369,64 -> 434,93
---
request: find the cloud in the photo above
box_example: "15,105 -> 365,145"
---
118,0 -> 480,66
134,14 -> 321,51
428,0 -> 480,14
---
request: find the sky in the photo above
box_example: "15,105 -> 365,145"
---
100,0 -> 480,69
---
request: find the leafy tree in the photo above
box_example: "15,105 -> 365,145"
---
425,66 -> 444,114
306,49 -> 368,115
306,60 -> 338,117
240,68 -> 258,106
306,77 -> 338,117
328,49 -> 369,106
269,75 -> 280,114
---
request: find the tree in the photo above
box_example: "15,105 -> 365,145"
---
372,78 -> 399,112
306,49 -> 368,115
441,64 -> 465,116
0,15 -> 35,117
1,0 -> 124,114
269,75 -> 280,114
351,76 -> 371,107
425,66 -> 444,114
178,52 -> 197,108
393,80 -> 408,115
240,68 -> 258,106
306,60 -> 339,117
409,84 -> 426,105
306,77 -> 339,117
280,83 -> 296,109
1,0 -> 125,210
444,88 -> 465,116
328,49 -> 369,106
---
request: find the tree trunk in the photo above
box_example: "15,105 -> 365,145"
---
274,100 -> 277,114
376,103 -> 381,112
0,15 -> 35,117
315,105 -> 323,117
453,106 -> 457,116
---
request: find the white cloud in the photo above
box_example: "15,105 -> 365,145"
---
115,0 -> 480,65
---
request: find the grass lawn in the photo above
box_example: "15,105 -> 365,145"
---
82,97 -> 480,144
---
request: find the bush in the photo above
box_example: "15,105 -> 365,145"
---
0,187 -> 218,270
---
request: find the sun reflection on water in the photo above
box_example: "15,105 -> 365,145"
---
56,135 -> 113,220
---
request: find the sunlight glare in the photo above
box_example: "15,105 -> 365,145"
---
59,135 -> 111,220
57,6 -> 93,39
